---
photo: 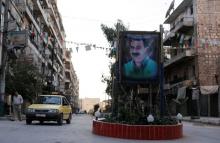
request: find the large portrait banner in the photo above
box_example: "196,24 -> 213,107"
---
119,31 -> 161,84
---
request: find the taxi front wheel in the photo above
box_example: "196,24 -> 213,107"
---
66,113 -> 72,124
26,119 -> 32,125
57,114 -> 63,125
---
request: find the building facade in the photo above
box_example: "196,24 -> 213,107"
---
164,0 -> 220,117
0,0 -> 79,109
79,98 -> 100,113
64,48 -> 79,112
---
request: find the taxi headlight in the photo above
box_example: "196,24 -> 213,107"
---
48,109 -> 59,113
27,108 -> 35,113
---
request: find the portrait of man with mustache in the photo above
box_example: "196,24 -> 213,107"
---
123,35 -> 158,80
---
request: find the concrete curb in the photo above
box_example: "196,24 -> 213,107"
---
0,116 -> 11,121
183,117 -> 220,126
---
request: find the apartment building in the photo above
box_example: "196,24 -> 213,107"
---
64,48 -> 79,112
163,0 -> 220,117
0,0 -> 78,102
2,0 -> 65,93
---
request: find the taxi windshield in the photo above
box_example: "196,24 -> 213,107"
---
36,96 -> 61,105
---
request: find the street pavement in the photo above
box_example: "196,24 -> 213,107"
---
0,114 -> 220,143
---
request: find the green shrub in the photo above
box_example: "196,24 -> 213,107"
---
102,114 -> 178,125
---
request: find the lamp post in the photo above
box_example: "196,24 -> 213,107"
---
147,114 -> 154,124
177,113 -> 183,123
160,24 -> 165,117
0,0 -> 9,116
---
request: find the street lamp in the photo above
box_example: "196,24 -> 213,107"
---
147,114 -> 154,123
177,113 -> 183,123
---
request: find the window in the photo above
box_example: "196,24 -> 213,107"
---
190,5 -> 193,15
37,96 -> 61,105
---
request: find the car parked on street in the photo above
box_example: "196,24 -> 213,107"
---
26,95 -> 72,125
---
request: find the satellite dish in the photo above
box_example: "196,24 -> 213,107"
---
165,0 -> 175,18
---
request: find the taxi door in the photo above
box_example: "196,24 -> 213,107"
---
62,97 -> 72,119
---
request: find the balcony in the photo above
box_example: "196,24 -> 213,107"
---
58,72 -> 64,80
65,78 -> 71,83
56,52 -> 64,68
27,39 -> 45,63
65,89 -> 73,95
49,2 -> 61,32
65,58 -> 71,63
53,64 -> 58,72
65,52 -> 71,61
65,64 -> 71,70
47,42 -> 64,69
164,0 -> 193,24
25,4 -> 41,33
58,83 -> 65,93
164,79 -> 194,90
48,59 -> 52,66
33,0 -> 50,26
174,16 -> 194,33
46,1 -> 63,40
36,0 -> 50,9
49,23 -> 62,49
65,68 -> 71,74
13,0 -> 26,12
164,16 -> 193,44
164,48 -> 196,67
163,31 -> 176,45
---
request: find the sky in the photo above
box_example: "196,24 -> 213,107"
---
57,0 -> 183,101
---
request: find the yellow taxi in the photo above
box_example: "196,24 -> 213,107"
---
25,95 -> 72,125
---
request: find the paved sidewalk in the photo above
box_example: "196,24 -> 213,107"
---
0,114 -> 25,121
0,115 -> 10,120
183,116 -> 220,126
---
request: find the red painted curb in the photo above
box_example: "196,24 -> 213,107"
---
92,120 -> 183,140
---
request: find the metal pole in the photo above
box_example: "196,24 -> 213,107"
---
0,0 -> 9,116
149,84 -> 152,114
111,72 -> 115,115
159,24 -> 165,117
0,0 -> 2,116
208,95 -> 210,117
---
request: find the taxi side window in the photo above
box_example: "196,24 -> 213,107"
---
62,98 -> 69,106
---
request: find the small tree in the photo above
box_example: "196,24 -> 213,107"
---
6,59 -> 45,102
101,20 -> 131,118
101,19 -> 128,59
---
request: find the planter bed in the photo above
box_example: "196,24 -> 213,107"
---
93,120 -> 183,140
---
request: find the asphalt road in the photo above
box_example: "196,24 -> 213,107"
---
0,114 -> 220,143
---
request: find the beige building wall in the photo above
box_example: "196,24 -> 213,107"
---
81,98 -> 100,112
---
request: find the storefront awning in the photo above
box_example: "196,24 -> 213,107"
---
200,85 -> 219,95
